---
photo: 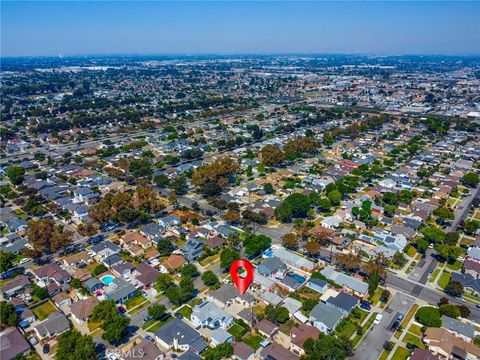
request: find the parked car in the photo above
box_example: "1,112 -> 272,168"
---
174,312 -> 184,319
391,320 -> 400,331
374,313 -> 383,325
43,344 -> 50,354
19,258 -> 30,265
406,343 -> 418,350
397,314 -> 404,321
118,306 -> 127,314
145,335 -> 154,342
143,316 -> 153,324
88,235 -> 104,245
359,302 -> 371,312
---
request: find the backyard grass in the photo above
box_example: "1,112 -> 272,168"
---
200,253 -> 220,267
400,304 -> 418,329
391,346 -> 411,360
32,301 -> 57,321
429,268 -> 440,282
446,261 -> 462,271
408,324 -> 422,336
243,335 -> 264,350
177,305 -> 193,320
125,294 -> 148,310
402,333 -> 425,349
279,319 -> 297,334
227,323 -> 247,341
297,286 -> 322,301
438,272 -> 451,289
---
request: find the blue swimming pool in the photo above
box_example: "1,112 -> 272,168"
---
101,275 -> 115,285
290,273 -> 306,284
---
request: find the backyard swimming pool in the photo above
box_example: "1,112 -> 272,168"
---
289,273 -> 306,284
101,275 -> 115,285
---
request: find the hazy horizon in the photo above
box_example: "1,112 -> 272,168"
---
2,1 -> 479,57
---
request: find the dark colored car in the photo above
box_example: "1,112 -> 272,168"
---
118,306 -> 127,314
43,344 -> 50,354
391,320 -> 400,331
174,312 -> 184,319
88,235 -> 104,245
159,313 -> 171,321
406,343 -> 418,350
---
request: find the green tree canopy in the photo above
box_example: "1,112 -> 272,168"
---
56,329 -> 97,360
415,306 -> 442,327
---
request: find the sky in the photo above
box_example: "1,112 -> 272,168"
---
1,1 -> 479,57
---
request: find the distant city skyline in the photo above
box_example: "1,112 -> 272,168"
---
1,1 -> 479,57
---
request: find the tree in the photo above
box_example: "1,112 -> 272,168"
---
179,277 -> 195,302
444,232 -> 460,246
203,342 -> 234,360
302,334 -> 352,360
0,301 -> 17,327
170,176 -> 188,195
276,193 -> 311,221
157,239 -> 174,257
261,144 -> 285,167
263,183 -> 274,194
70,278 -> 82,289
368,268 -> 379,295
243,233 -> 271,258
336,253 -> 361,273
202,270 -> 219,287
153,174 -> 170,188
439,304 -> 461,318
220,248 -> 240,270
180,264 -> 199,278
6,166 -> 25,185
445,280 -> 463,297
148,304 -> 166,320
317,198 -> 331,212
56,329 -> 97,360
0,251 -> 15,273
102,315 -> 130,342
77,222 -> 98,237
457,305 -> 471,318
383,204 -> 397,217
433,207 -> 454,221
156,273 -> 173,292
416,238 -> 430,253
275,202 -> 293,222
282,233 -> 299,249
352,200 -> 373,226
461,172 -> 479,188
32,285 -> 48,300
91,300 -> 117,323
191,157 -> 239,191
415,306 -> 442,327
421,226 -> 445,244
91,264 -> 108,276
327,190 -> 342,206
129,158 -> 152,177
26,219 -> 72,255
305,241 -> 321,256
223,210 -> 241,224
165,286 -> 182,306
265,305 -> 289,324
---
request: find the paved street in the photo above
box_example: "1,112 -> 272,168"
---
448,184 -> 480,232
386,274 -> 480,322
407,249 -> 436,284
353,292 -> 415,360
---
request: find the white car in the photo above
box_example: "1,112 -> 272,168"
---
19,258 -> 30,265
374,313 -> 383,325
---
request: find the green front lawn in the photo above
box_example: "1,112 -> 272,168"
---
446,261 -> 462,271
335,319 -> 357,339
438,272 -> 451,289
400,304 -> 418,329
402,333 -> 425,349
408,324 -> 422,336
391,346 -> 411,360
32,301 -> 57,321
146,316 -> 174,332
429,268 -> 440,282
243,335 -> 264,350
125,294 -> 147,310
177,305 -> 193,320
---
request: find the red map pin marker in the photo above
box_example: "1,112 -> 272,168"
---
230,259 -> 254,295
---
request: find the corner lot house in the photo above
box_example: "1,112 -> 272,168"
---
154,318 -> 207,353
191,301 -> 233,329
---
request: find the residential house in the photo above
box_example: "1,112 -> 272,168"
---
34,312 -> 70,340
190,301 -> 233,329
271,247 -> 315,272
161,254 -> 185,273
0,327 -> 31,360
135,263 -> 160,288
310,302 -> 344,334
207,284 -> 255,308
233,342 -> 255,360
423,327 -> 480,360
441,316 -> 475,343
32,263 -> 71,287
210,328 -> 233,347
154,319 -> 207,353
123,339 -> 164,360
52,292 -> 72,310
181,238 -> 203,261
1,275 -> 31,298
320,267 -> 368,296
89,241 -> 121,261
103,278 -> 137,304
254,319 -> 278,338
260,343 -> 299,360
70,297 -> 100,323
257,257 -> 287,277
307,278 -> 329,294
290,324 -> 320,356
140,223 -> 165,242
325,291 -> 358,315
